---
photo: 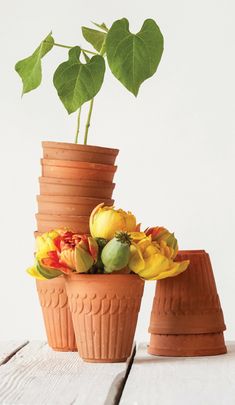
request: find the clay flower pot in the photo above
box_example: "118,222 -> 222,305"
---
148,250 -> 227,356
37,195 -> 114,216
41,159 -> 117,183
39,177 -> 115,199
65,274 -> 144,363
42,141 -> 119,165
36,213 -> 90,234
36,276 -> 77,352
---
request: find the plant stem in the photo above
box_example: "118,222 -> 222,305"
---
74,107 -> 82,144
49,41 -> 97,54
84,99 -> 94,145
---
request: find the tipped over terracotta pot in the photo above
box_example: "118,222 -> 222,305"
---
42,141 -> 119,165
148,250 -> 227,356
36,276 -> 77,352
65,274 -> 144,363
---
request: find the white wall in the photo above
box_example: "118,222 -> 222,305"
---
0,0 -> 234,343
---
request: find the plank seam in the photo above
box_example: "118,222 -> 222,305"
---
113,345 -> 136,405
0,341 -> 29,366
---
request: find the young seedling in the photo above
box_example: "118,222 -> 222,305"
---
15,18 -> 164,144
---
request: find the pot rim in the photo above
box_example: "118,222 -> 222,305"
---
42,141 -> 119,156
65,273 -> 143,282
36,195 -> 114,204
41,159 -> 117,172
39,176 -> 116,188
35,213 -> 90,221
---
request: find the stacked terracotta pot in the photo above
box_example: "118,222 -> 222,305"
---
36,141 -> 119,234
148,250 -> 227,356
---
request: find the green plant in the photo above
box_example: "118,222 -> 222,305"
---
15,18 -> 164,144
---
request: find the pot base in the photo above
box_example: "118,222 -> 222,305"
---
82,357 -> 127,363
148,332 -> 227,357
51,347 -> 78,352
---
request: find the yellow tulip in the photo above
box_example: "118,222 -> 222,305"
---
145,226 -> 178,259
128,237 -> 189,280
89,203 -> 137,240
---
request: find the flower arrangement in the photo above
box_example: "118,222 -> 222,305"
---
28,203 -> 189,280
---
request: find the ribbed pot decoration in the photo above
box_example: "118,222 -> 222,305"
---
148,250 -> 227,356
36,276 -> 77,352
65,274 -> 144,363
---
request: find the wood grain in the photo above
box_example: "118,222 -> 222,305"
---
120,342 -> 235,405
0,341 -> 28,366
0,341 -> 134,405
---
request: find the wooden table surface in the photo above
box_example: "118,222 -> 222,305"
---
0,341 -> 234,405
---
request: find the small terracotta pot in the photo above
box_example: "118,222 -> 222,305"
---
148,333 -> 227,357
37,195 -> 114,216
65,274 -> 144,363
36,276 -> 77,352
41,159 -> 117,183
39,177 -> 115,199
42,141 -> 119,165
36,213 -> 90,234
148,250 -> 227,357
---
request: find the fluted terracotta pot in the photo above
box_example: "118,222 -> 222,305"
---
39,177 -> 115,199
36,213 -> 90,234
148,250 -> 227,356
36,276 -> 77,352
37,195 -> 114,216
65,274 -> 144,363
41,159 -> 117,183
42,141 -> 119,165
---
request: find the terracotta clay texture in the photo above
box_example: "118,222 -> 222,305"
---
148,332 -> 227,357
65,274 -> 144,363
39,177 -> 115,199
36,213 -> 90,234
37,195 -> 114,216
148,250 -> 227,357
42,141 -> 119,165
149,250 -> 226,335
41,159 -> 117,182
36,277 -> 77,352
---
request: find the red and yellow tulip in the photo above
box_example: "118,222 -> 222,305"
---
27,229 -> 98,279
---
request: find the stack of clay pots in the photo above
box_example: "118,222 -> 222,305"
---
148,250 -> 227,356
36,141 -> 119,234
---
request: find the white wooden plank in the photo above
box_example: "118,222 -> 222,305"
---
0,341 -> 28,366
0,341 -> 134,405
120,341 -> 235,405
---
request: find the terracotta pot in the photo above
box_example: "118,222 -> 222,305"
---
39,177 -> 115,199
149,250 -> 226,335
37,195 -> 114,216
148,250 -> 227,357
65,274 -> 144,363
36,277 -> 77,352
41,159 -> 117,183
148,333 -> 227,357
36,213 -> 90,234
42,141 -> 119,165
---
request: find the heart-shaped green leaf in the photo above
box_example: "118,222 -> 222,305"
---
82,26 -> 107,53
106,18 -> 164,96
15,32 -> 54,95
53,46 -> 105,114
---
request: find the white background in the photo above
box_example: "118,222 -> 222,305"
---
0,0 -> 234,343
